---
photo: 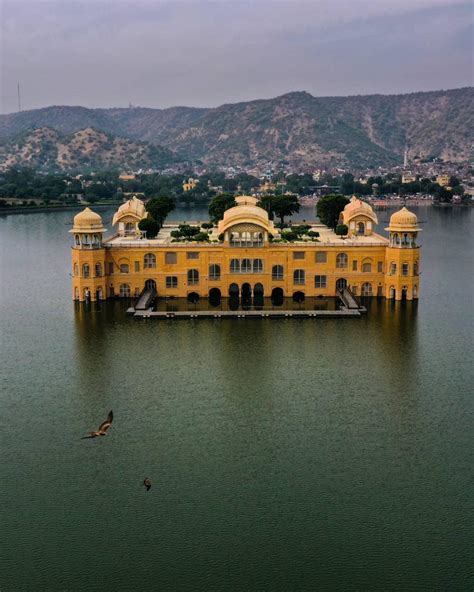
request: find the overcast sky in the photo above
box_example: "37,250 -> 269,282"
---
1,0 -> 472,114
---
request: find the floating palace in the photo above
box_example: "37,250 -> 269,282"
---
70,195 -> 421,305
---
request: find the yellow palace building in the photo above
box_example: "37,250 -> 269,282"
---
70,195 -> 421,303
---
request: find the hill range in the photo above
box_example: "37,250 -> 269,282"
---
0,87 -> 472,171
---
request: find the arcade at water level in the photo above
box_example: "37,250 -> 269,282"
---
70,195 -> 421,303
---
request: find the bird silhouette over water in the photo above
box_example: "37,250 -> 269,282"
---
81,411 -> 113,439
143,478 -> 152,491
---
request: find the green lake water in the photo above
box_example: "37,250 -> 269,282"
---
0,205 -> 473,591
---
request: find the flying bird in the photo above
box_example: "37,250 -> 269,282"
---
143,478 -> 152,491
81,411 -> 113,439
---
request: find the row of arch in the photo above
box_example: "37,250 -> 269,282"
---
389,262 -> 419,276
76,281 -> 417,302
139,252 -> 373,271
230,259 -> 263,273
76,258 -> 419,280
74,262 -> 103,278
389,232 -> 417,248
74,234 -> 102,247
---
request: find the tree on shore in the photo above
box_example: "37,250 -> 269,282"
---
317,194 -> 349,229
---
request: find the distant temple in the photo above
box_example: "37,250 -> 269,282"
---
70,196 -> 421,303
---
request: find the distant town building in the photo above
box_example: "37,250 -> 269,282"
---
183,177 -> 198,192
402,174 -> 417,184
436,174 -> 450,187
259,181 -> 276,193
119,173 -> 136,182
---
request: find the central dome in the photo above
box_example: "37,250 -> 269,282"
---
218,195 -> 276,235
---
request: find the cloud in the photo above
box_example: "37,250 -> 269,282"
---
1,0 -> 472,113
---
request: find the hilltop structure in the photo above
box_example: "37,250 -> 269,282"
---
70,196 -> 421,303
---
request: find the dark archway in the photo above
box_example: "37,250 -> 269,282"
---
401,286 -> 408,300
253,283 -> 264,309
229,283 -> 239,297
293,291 -> 305,303
187,292 -> 200,303
145,279 -> 156,290
336,278 -> 347,291
271,287 -> 284,306
241,283 -> 252,309
241,283 -> 252,298
209,287 -> 221,307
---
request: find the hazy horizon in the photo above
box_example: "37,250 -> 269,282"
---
1,0 -> 473,114
0,85 -> 472,116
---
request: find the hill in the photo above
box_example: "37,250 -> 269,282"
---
0,127 -> 178,172
0,88 -> 472,170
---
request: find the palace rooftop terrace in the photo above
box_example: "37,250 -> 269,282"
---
104,221 -> 389,248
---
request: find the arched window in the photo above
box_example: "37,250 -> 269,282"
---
187,269 -> 199,285
241,232 -> 251,245
120,263 -> 129,274
293,269 -> 305,285
95,263 -> 102,277
362,261 -> 372,273
82,263 -> 90,278
336,253 -> 348,268
241,258 -> 251,272
272,265 -> 284,280
209,264 -> 221,280
402,233 -> 409,246
93,234 -> 100,246
73,263 -> 79,276
402,263 -> 409,276
253,232 -> 263,245
253,259 -> 263,273
125,222 -> 135,235
119,284 -> 131,297
75,235 -> 80,246
394,234 -> 400,246
81,234 -> 89,245
361,282 -> 373,296
357,222 -> 365,235
389,286 -> 395,299
230,259 -> 240,273
390,262 -> 397,275
336,278 -> 347,291
144,253 -> 156,269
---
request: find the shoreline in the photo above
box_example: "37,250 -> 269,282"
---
1,199 -> 471,218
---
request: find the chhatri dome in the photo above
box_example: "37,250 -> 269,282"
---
339,196 -> 378,236
386,207 -> 421,232
70,207 -> 106,233
112,195 -> 148,237
112,195 -> 148,227
217,195 -> 277,238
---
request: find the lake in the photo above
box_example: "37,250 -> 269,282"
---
0,204 -> 473,591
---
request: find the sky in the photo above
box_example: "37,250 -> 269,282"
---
0,0 -> 472,114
